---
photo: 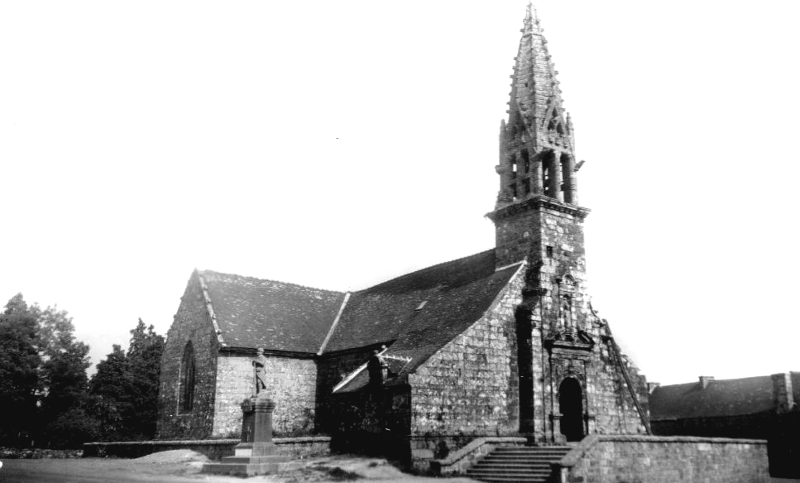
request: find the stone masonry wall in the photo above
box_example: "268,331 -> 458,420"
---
497,204 -> 647,440
408,268 -> 524,448
535,207 -> 646,438
586,338 -> 648,434
562,435 -> 769,483
157,273 -> 220,440
212,353 -> 317,438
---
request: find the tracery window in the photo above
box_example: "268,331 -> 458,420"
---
179,341 -> 196,413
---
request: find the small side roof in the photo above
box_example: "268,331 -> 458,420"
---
199,270 -> 346,353
650,373 -> 800,420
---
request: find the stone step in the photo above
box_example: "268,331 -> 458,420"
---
476,460 -> 553,468
466,475 -> 548,483
466,444 -> 571,483
481,455 -> 565,462
475,463 -> 552,470
490,450 -> 569,456
468,467 -> 551,476
487,453 -> 569,458
492,448 -> 570,454
504,448 -> 566,451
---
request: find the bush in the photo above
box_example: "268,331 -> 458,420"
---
44,408 -> 100,449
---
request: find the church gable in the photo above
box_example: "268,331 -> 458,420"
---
157,270 -> 223,439
408,264 -> 526,436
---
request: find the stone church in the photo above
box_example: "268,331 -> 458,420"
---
157,5 -> 650,457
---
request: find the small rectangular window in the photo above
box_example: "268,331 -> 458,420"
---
546,246 -> 554,258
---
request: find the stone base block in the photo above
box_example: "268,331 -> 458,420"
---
201,455 -> 289,476
234,442 -> 253,456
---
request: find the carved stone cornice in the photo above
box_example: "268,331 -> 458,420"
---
544,330 -> 595,354
487,195 -> 590,222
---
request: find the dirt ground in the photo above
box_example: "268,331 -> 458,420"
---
1,451 -> 796,483
0,450 -> 479,483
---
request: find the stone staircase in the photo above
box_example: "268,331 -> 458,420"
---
465,445 -> 571,483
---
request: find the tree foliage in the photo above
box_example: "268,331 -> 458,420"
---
89,318 -> 165,441
0,293 -> 166,448
0,294 -> 41,446
36,305 -> 93,438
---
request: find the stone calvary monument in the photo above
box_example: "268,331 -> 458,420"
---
202,349 -> 288,476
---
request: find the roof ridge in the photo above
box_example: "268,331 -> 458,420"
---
356,248 -> 495,291
317,292 -> 351,355
199,269 -> 345,295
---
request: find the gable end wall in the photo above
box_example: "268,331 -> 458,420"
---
157,274 -> 221,439
408,268 -> 525,438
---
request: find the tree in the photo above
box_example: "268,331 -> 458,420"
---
89,319 -> 165,441
89,344 -> 134,441
126,319 -> 165,439
36,305 -> 95,447
0,294 -> 41,446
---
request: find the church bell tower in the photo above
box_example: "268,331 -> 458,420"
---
487,4 -> 591,336
487,5 -> 644,442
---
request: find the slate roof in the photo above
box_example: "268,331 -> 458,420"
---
199,270 -> 346,353
195,249 -> 520,366
323,249 -> 521,376
649,374 -> 800,420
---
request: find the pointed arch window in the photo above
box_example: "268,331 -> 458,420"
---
179,341 -> 196,413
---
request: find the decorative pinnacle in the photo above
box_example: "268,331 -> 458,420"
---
529,2 -> 541,26
523,3 -> 544,36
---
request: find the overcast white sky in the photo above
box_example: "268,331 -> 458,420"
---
2,1 -> 798,386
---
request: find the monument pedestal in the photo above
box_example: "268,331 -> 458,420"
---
202,393 -> 288,476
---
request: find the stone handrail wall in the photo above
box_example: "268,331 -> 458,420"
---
430,437 -> 527,476
554,435 -> 769,483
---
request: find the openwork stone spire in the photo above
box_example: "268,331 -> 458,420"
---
489,4 -> 588,268
495,3 -> 578,209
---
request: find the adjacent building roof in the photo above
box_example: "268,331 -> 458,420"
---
649,374 -> 800,420
198,270 -> 346,353
323,249 -> 521,379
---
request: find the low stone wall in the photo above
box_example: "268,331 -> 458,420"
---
430,437 -> 527,476
555,435 -> 769,483
83,436 -> 331,461
0,448 -> 83,459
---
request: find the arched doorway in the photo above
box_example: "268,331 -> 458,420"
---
558,378 -> 584,442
